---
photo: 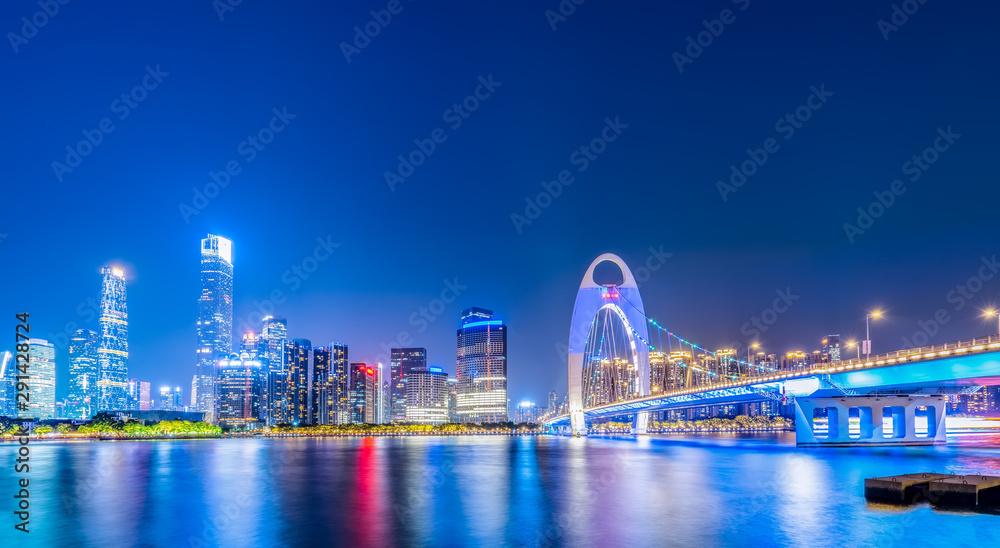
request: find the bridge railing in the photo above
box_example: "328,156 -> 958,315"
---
804,336 -> 999,372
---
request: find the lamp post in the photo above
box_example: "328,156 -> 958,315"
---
865,311 -> 881,359
985,310 -> 999,340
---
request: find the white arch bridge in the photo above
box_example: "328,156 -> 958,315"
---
544,253 -> 1000,446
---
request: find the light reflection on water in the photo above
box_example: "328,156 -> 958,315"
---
3,432 -> 1000,547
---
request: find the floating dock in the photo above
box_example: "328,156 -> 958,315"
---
928,475 -> 1000,507
864,473 -> 954,502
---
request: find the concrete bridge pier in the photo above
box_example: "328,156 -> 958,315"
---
631,411 -> 649,435
795,395 -> 947,447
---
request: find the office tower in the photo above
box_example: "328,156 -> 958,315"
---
190,376 -> 198,409
515,401 -> 541,424
24,339 -> 56,419
390,347 -> 427,422
547,390 -> 558,416
447,377 -> 458,422
160,386 -> 183,411
126,379 -> 151,410
312,347 -> 333,425
822,335 -> 841,362
216,352 -> 262,428
455,307 -> 508,423
68,329 -> 99,418
331,343 -> 349,424
97,267 -> 128,411
196,234 -> 234,423
405,366 -> 448,424
374,362 -> 388,424
349,362 -> 375,424
284,339 -> 311,425
649,351 -> 667,395
0,351 -> 15,417
260,317 -> 287,424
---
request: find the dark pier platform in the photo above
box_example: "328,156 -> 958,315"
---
929,475 -> 1000,507
864,473 -> 954,503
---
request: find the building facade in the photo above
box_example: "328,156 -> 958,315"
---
126,379 -> 152,411
0,351 -> 14,417
455,307 -> 508,423
331,343 -> 349,424
405,366 -> 448,424
196,234 -> 234,424
216,352 -> 262,428
260,316 -> 287,424
390,347 -> 426,422
25,339 -> 56,420
312,347 -> 333,425
349,362 -> 376,424
97,267 -> 129,411
68,329 -> 99,419
160,386 -> 183,411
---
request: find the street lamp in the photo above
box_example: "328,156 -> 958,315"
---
985,310 -> 999,339
865,311 -> 881,359
847,340 -> 859,360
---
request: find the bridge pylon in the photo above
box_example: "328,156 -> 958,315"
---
795,395 -> 947,447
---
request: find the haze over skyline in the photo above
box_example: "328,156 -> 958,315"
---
3,1 -> 1000,406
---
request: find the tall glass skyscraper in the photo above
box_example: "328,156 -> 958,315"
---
97,267 -> 128,411
261,316 -> 287,425
284,339 -> 311,425
196,234 -> 233,423
456,307 -> 508,423
349,362 -> 375,424
390,347 -> 426,422
405,366 -> 448,424
68,329 -> 99,418
25,339 -> 56,419
312,347 -> 332,425
331,343 -> 349,424
216,352 -> 261,428
0,351 -> 15,417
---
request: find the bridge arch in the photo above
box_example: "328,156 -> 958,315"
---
568,253 -> 651,435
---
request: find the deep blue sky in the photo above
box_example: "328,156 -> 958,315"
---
3,1 -> 1000,405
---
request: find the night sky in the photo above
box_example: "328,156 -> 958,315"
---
3,1 -> 1000,406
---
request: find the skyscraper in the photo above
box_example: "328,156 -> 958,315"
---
216,352 -> 262,428
160,386 -> 183,411
0,351 -> 15,417
284,339 -> 311,425
312,347 -> 333,425
455,307 -> 508,423
196,234 -> 234,423
390,347 -> 427,422
68,329 -> 99,418
349,362 -> 375,424
405,366 -> 448,424
822,335 -> 842,362
547,390 -> 558,416
25,339 -> 56,420
260,316 -> 287,424
126,379 -> 151,411
331,343 -> 349,424
97,267 -> 128,411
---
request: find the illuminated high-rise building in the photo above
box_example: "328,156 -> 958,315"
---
455,307 -> 508,423
0,351 -> 16,417
312,347 -> 333,425
195,234 -> 233,423
97,267 -> 128,411
126,379 -> 151,411
25,339 -> 56,419
349,362 -> 376,424
405,366 -> 448,424
160,386 -> 183,411
260,316 -> 287,424
821,335 -> 842,362
284,339 -> 311,425
447,377 -> 458,422
390,347 -> 426,422
331,343 -> 349,424
216,352 -> 262,428
68,329 -> 99,418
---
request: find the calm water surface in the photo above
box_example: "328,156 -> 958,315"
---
2,432 -> 999,547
